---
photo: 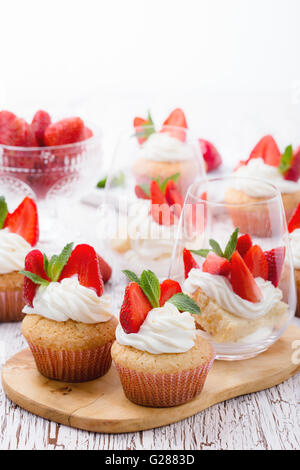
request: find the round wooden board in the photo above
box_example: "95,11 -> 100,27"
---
2,325 -> 300,434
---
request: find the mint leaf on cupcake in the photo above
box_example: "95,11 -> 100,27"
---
44,242 -> 74,281
0,196 -> 8,229
140,270 -> 161,308
167,293 -> 201,315
19,271 -> 50,286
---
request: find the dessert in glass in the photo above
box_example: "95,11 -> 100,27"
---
111,269 -> 215,407
169,177 -> 296,360
287,203 -> 300,317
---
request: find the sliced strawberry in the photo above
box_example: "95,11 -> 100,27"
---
284,146 -> 300,182
202,253 -> 231,276
0,111 -> 16,131
264,247 -> 286,287
44,117 -> 86,146
288,203 -> 300,233
23,250 -> 50,307
0,117 -> 37,147
133,117 -> 149,144
199,139 -> 222,172
244,245 -> 269,280
4,197 -> 39,246
150,180 -> 175,226
120,282 -> 152,334
96,254 -> 112,283
159,279 -> 182,307
59,244 -> 104,296
31,110 -> 51,146
183,248 -> 199,279
135,184 -> 150,200
165,180 -> 184,218
161,108 -> 187,141
236,233 -> 253,257
248,135 -> 281,167
230,251 -> 262,303
84,127 -> 93,140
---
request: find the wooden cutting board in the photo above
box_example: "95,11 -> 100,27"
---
2,325 -> 300,434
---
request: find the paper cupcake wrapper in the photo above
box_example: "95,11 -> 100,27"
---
0,288 -> 25,323
114,354 -> 215,407
27,340 -> 113,382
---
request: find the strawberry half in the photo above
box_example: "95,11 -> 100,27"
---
135,184 -> 150,200
243,245 -> 269,280
0,117 -> 37,147
248,135 -> 281,167
199,139 -> 222,172
202,253 -> 231,276
120,282 -> 152,334
59,244 -> 104,296
165,180 -> 184,218
23,250 -> 50,307
159,279 -> 182,307
31,110 -> 51,146
150,180 -> 175,226
230,251 -> 262,303
96,254 -> 112,283
264,247 -> 285,287
236,233 -> 252,257
44,117 -> 86,146
133,117 -> 149,144
288,203 -> 300,233
284,146 -> 300,182
183,248 -> 199,279
4,197 -> 39,246
161,108 -> 187,141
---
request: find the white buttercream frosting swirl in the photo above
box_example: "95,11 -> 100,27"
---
141,132 -> 193,162
23,276 -> 112,323
0,228 -> 31,274
234,158 -> 300,196
290,228 -> 300,269
183,269 -> 283,319
116,302 -> 196,354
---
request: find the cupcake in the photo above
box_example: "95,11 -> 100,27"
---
132,109 -> 199,196
0,196 -> 39,322
111,269 -> 215,407
182,229 -> 288,344
288,204 -> 300,317
21,243 -> 117,382
227,137 -> 300,229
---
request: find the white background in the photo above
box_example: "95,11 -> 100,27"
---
1,0 -> 300,166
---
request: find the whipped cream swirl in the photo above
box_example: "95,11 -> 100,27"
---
0,228 -> 31,274
234,158 -> 300,196
141,132 -> 193,162
290,228 -> 300,269
183,269 -> 283,319
116,302 -> 196,354
23,276 -> 112,323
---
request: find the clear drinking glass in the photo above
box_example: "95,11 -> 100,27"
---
169,176 -> 296,360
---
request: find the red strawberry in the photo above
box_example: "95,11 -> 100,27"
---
59,244 -> 104,296
202,253 -> 231,276
31,110 -> 51,146
44,117 -> 86,146
135,184 -> 150,200
199,139 -> 222,172
284,146 -> 300,182
244,245 -> 269,280
120,282 -> 152,334
234,160 -> 247,171
96,254 -> 112,283
0,111 -> 16,131
165,180 -> 184,218
264,247 -> 285,287
230,251 -> 262,303
84,127 -> 93,139
161,108 -> 187,141
133,117 -> 149,144
183,248 -> 199,279
159,279 -> 182,307
0,117 -> 37,147
150,180 -> 175,226
248,135 -> 281,167
4,197 -> 39,246
236,233 -> 253,257
23,250 -> 50,307
288,203 -> 300,233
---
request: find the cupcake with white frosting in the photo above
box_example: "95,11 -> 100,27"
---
21,243 -> 117,382
111,269 -> 215,407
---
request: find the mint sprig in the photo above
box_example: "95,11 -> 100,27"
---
134,111 -> 155,141
19,271 -> 50,286
190,228 -> 239,261
45,242 -> 74,281
140,270 -> 161,308
136,173 -> 180,199
190,249 -> 211,257
122,270 -> 141,286
223,228 -> 239,260
279,145 -> 293,175
97,171 -> 125,189
0,196 -> 8,229
167,293 -> 201,315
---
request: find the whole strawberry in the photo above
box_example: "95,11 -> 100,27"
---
0,117 -> 37,147
31,110 -> 51,146
44,117 -> 86,146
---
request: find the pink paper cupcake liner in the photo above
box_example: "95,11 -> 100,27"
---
0,289 -> 25,322
27,340 -> 113,382
115,355 -> 215,407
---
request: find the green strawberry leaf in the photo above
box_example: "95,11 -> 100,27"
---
0,196 -> 8,230
278,145 -> 293,174
167,293 -> 201,315
209,239 -> 224,257
19,271 -> 50,286
122,269 -> 141,286
190,249 -> 211,258
223,228 -> 239,260
140,270 -> 161,308
47,242 -> 74,282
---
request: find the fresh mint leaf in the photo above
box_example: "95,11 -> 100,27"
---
167,293 -> 201,315
19,271 -> 50,286
140,270 -> 161,308
223,228 -> 239,261
43,254 -> 49,276
139,184 -> 151,197
190,249 -> 211,258
0,196 -> 8,229
112,171 -> 125,187
97,177 -> 107,189
159,173 -> 180,193
48,242 -> 74,282
279,145 -> 293,174
122,270 -> 141,286
209,239 -> 224,257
